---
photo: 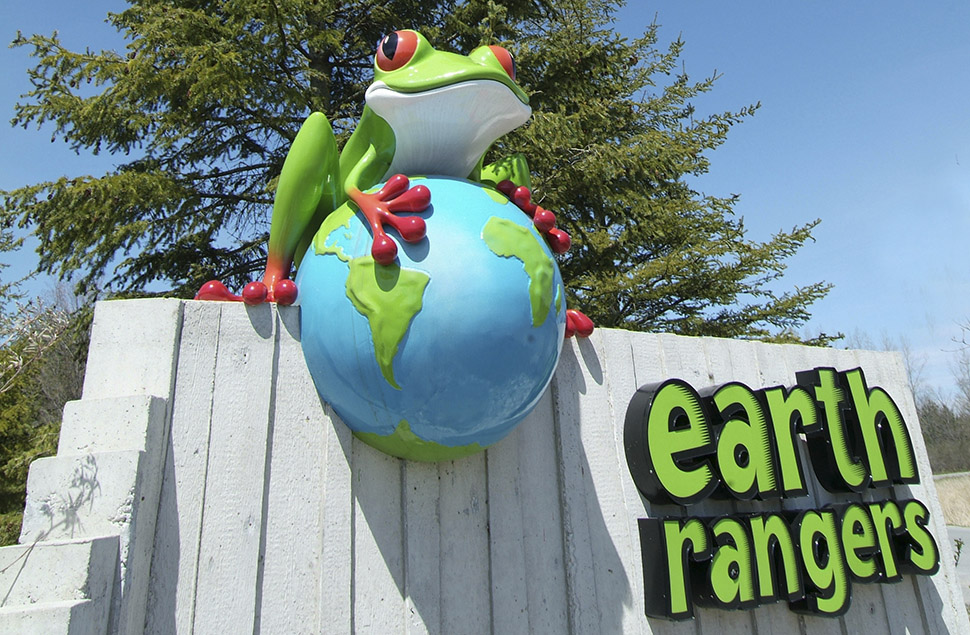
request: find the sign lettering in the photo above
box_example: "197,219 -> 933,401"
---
625,367 -> 939,620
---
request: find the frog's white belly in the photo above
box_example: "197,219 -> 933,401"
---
365,80 -> 531,180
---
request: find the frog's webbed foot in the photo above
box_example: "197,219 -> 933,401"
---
349,174 -> 431,265
194,278 -> 298,306
496,180 -> 571,254
565,308 -> 595,339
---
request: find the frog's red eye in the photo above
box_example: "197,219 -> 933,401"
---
377,31 -> 418,72
488,45 -> 516,81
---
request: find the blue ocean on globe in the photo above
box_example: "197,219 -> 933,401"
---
295,176 -> 566,460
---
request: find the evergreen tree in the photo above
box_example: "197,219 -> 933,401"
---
3,0 -> 832,341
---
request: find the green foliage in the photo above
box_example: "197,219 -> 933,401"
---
918,398 -> 970,474
0,298 -> 88,546
3,0 -> 831,341
918,349 -> 970,474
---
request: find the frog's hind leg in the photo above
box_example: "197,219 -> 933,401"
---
260,113 -> 341,303
194,113 -> 340,305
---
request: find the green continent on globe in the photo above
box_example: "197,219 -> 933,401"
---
354,420 -> 485,462
345,256 -> 430,390
312,205 -> 356,261
483,185 -> 511,205
482,217 -> 555,327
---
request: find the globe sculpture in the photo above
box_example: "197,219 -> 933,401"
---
296,176 -> 566,461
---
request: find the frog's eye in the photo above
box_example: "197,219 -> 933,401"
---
488,45 -> 516,81
376,31 -> 418,72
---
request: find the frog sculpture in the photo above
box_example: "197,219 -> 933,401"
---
197,31 -> 594,460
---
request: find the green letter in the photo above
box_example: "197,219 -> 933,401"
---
796,368 -> 869,492
900,499 -> 940,575
710,383 -> 779,500
706,517 -> 757,608
749,513 -> 803,603
839,503 -> 880,582
625,380 -> 717,504
842,368 -> 918,486
794,510 -> 851,616
869,500 -> 904,581
762,385 -> 815,498
638,517 -> 712,620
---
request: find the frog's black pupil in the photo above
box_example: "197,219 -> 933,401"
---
382,33 -> 399,60
510,54 -> 517,79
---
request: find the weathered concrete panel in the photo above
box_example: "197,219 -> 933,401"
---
152,301 -> 970,633
14,299 -> 970,633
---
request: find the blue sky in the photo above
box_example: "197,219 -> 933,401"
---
614,2 -> 970,397
2,1 -> 969,398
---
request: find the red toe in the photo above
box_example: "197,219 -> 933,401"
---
496,180 -> 517,197
242,281 -> 268,305
195,280 -> 242,302
273,279 -> 298,305
533,208 -> 556,233
547,228 -> 571,254
566,309 -> 594,338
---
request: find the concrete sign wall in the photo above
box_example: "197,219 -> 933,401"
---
1,298 -> 967,634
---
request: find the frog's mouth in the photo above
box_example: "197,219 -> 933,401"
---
366,80 -> 532,180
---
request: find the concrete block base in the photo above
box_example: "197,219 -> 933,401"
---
7,298 -> 970,633
0,536 -> 118,634
0,599 -> 107,635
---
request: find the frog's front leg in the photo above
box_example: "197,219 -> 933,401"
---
494,180 -> 571,254
479,154 -> 594,338
479,154 -> 570,252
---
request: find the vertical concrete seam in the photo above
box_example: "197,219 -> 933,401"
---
315,390 -> 331,635
399,459 -> 410,634
138,301 -> 185,635
165,301 -> 187,425
188,303 -> 223,635
436,461 -> 445,635
349,443 -> 357,634
482,450 -> 496,635
252,306 -> 283,635
909,574 -> 933,635
548,371 -> 575,635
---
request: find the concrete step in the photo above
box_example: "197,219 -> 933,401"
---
19,450 -> 150,544
0,598 -> 107,635
58,395 -> 168,457
0,536 -> 117,607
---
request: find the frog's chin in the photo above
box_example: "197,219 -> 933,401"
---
366,80 -> 532,180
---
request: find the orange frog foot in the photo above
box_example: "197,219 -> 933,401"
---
350,174 -> 431,265
194,279 -> 298,306
565,309 -> 594,338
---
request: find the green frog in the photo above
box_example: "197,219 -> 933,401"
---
196,30 -> 592,337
